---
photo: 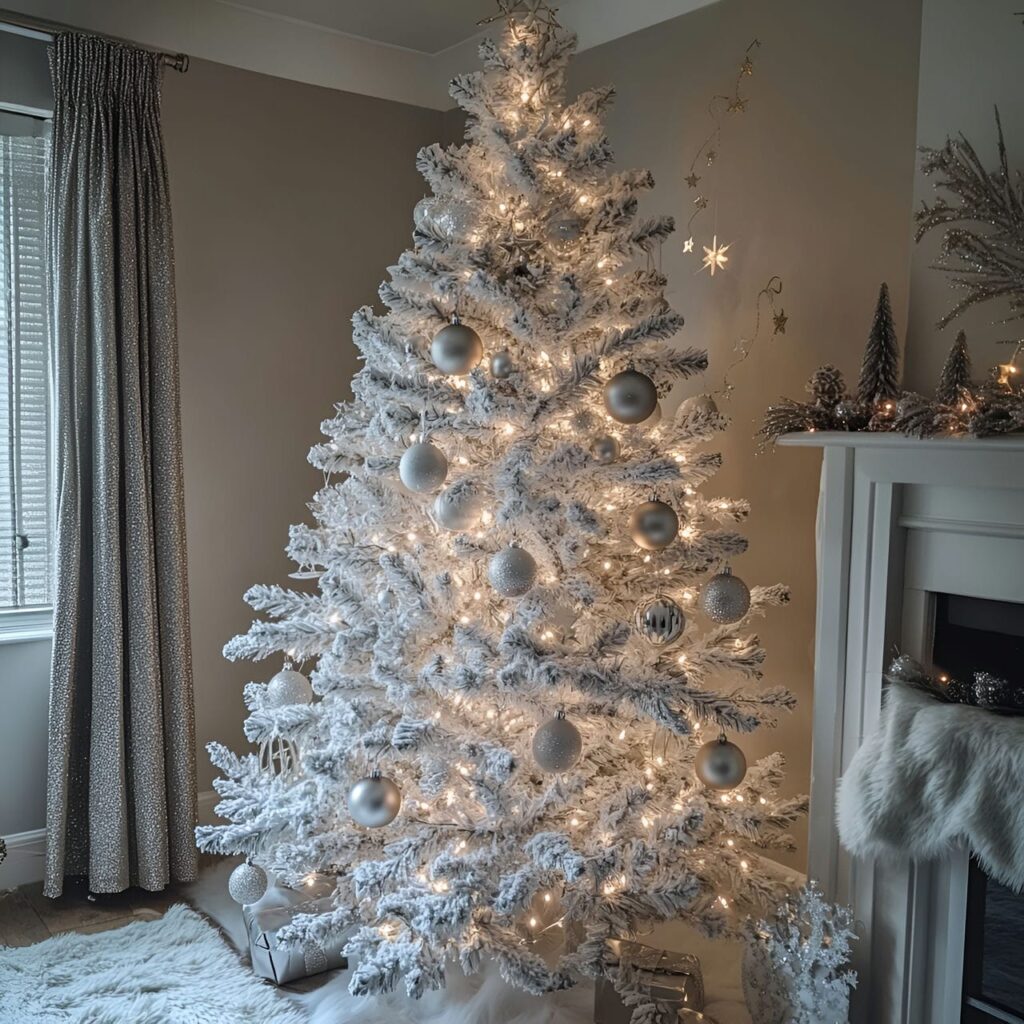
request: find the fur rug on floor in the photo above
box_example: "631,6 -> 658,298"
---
0,903 -> 305,1024
837,681 -> 1024,891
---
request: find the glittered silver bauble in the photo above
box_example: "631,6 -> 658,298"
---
642,401 -> 663,427
414,196 -> 475,242
635,596 -> 686,646
266,667 -> 313,707
544,216 -> 583,255
433,484 -> 483,532
589,434 -> 620,464
532,712 -> 583,772
605,370 -> 659,424
348,771 -> 402,828
699,568 -> 751,624
488,545 -> 537,598
431,321 -> 483,375
490,350 -> 514,379
675,394 -> 719,421
399,441 -> 448,493
695,737 -> 747,791
630,500 -> 679,551
228,861 -> 268,905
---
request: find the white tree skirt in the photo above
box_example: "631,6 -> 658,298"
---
186,860 -> 751,1024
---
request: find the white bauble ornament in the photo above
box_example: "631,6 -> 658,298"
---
228,861 -> 268,905
544,216 -> 583,255
675,393 -> 719,421
431,319 -> 483,375
489,350 -> 514,379
348,771 -> 402,828
604,370 -> 659,424
266,667 -> 313,707
589,434 -> 620,464
695,736 -> 747,791
532,712 -> 583,772
399,441 -> 448,493
488,545 -> 537,597
433,484 -> 483,532
699,567 -> 751,624
630,500 -> 679,551
635,596 -> 686,646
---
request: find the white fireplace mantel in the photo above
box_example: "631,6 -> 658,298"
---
777,431 -> 1024,1024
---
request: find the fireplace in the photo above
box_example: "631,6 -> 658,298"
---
777,432 -> 1024,1024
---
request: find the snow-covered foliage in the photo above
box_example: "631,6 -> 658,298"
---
197,7 -> 804,1008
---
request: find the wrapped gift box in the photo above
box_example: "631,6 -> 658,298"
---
595,938 -> 705,1024
241,877 -> 349,986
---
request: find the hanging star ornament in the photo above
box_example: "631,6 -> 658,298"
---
772,309 -> 789,334
740,55 -> 754,76
727,97 -> 748,114
683,237 -> 695,253
693,195 -> 709,210
701,235 -> 731,276
684,172 -> 701,189
706,149 -> 717,166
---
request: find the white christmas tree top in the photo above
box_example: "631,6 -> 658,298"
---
198,4 -> 805,1009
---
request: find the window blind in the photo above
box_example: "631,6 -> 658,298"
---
0,125 -> 51,611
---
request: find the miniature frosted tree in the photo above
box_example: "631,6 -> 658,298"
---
936,329 -> 972,405
857,282 -> 901,406
198,4 -> 804,1010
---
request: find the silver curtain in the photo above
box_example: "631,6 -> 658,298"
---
44,33 -> 197,896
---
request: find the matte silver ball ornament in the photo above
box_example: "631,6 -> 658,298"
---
433,484 -> 483,532
630,500 -> 679,551
642,401 -> 663,427
488,545 -> 537,598
228,861 -> 268,905
695,736 -> 747,791
675,393 -> 719,421
589,434 -> 620,464
490,350 -> 514,379
348,771 -> 402,828
604,370 -> 659,424
635,596 -> 686,646
399,441 -> 448,493
699,567 -> 751,624
532,712 -> 583,773
431,320 -> 483,375
266,667 -> 313,707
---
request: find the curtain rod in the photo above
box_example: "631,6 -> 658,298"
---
0,9 -> 189,72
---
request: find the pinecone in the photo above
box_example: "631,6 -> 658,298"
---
806,365 -> 846,409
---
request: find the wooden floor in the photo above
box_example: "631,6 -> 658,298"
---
0,856 -> 220,948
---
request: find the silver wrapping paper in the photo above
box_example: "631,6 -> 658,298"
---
44,33 -> 197,897
595,939 -> 705,1023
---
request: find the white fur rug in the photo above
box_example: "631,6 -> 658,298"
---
838,682 -> 1024,891
0,904 -> 305,1024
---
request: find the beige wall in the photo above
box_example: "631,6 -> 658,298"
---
568,0 -> 923,867
164,61 -> 441,795
905,0 -> 1024,391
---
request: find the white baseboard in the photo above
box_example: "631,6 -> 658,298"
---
1,790 -> 221,889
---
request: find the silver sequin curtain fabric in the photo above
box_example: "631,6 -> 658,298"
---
44,34 -> 197,897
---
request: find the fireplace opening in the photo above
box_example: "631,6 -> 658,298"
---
932,595 -> 1024,1024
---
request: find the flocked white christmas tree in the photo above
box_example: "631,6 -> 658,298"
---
198,3 -> 805,1013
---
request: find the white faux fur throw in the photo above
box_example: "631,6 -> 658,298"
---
0,903 -> 305,1024
837,682 -> 1024,891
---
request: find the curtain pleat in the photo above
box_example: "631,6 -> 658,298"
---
44,32 -> 196,897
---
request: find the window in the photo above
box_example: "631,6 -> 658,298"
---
0,114 -> 51,624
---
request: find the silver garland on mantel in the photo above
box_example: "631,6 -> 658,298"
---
887,654 -> 1024,715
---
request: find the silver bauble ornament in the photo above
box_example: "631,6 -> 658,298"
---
544,216 -> 583,255
490,350 -> 514,379
399,441 -> 448,493
630,500 -> 679,551
589,434 -> 620,464
675,394 -> 719,421
431,320 -> 483,375
642,401 -> 663,427
532,712 -> 583,772
604,370 -> 659,424
695,736 -> 747,791
635,596 -> 686,646
488,545 -> 537,598
228,861 -> 268,905
414,196 -> 475,242
699,568 -> 751,624
412,196 -> 435,233
433,484 -> 483,532
266,667 -> 313,707
348,771 -> 402,828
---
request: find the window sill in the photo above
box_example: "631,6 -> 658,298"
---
0,607 -> 54,645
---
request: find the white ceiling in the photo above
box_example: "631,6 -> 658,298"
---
217,0 -> 500,55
